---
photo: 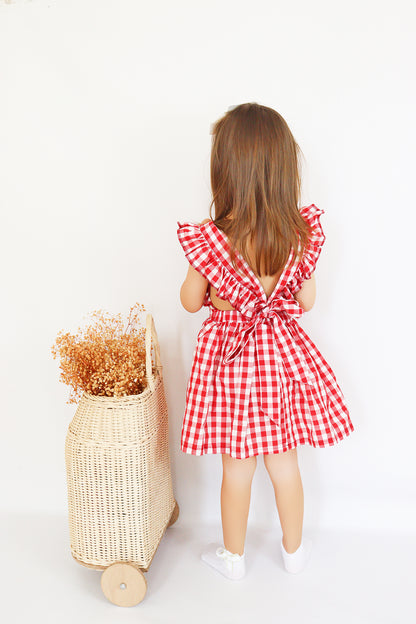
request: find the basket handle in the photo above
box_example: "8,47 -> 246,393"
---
145,313 -> 162,390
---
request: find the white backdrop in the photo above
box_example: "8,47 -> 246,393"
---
1,0 -> 415,535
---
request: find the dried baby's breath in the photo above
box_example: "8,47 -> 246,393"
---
51,303 -> 147,404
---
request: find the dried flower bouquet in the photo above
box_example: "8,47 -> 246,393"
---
51,302 -> 147,404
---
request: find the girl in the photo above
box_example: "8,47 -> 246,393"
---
177,103 -> 354,581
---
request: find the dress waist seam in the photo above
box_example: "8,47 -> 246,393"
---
208,308 -> 244,322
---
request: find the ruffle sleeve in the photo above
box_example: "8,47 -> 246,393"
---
290,204 -> 326,294
177,221 -> 222,307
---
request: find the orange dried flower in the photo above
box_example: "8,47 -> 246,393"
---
51,303 -> 148,404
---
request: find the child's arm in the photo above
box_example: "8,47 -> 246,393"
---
293,273 -> 316,312
180,264 -> 209,313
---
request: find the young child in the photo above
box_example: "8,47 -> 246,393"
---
177,103 -> 354,581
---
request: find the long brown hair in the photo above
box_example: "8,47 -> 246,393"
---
209,103 -> 312,278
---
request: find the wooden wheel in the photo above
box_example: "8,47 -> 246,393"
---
168,501 -> 180,527
101,562 -> 147,607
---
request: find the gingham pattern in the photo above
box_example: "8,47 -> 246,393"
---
177,204 -> 354,459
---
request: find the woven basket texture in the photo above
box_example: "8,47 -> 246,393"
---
65,315 -> 175,570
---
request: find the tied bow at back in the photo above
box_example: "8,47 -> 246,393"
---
221,296 -> 316,430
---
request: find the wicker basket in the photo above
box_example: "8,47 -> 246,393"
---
65,313 -> 177,582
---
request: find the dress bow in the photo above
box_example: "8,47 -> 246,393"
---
221,296 -> 316,432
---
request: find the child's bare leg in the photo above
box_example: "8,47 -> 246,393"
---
263,449 -> 304,553
220,453 -> 257,556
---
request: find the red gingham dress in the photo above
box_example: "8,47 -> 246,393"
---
177,204 -> 354,459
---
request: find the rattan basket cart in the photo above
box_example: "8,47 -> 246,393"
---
65,313 -> 179,607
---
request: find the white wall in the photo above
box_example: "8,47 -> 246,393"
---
1,0 -> 415,533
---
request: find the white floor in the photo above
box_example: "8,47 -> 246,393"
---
1,512 -> 414,624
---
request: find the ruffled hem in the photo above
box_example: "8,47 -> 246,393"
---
181,425 -> 355,459
181,381 -> 355,458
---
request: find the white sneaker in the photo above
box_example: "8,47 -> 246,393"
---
280,537 -> 312,574
201,543 -> 246,580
